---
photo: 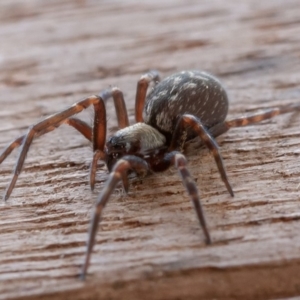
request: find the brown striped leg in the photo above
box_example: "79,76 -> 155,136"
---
3,95 -> 107,201
208,103 -> 300,138
65,118 -> 93,141
165,151 -> 211,245
135,70 -> 161,122
170,114 -> 234,197
88,88 -> 131,189
81,155 -> 149,280
0,118 -> 92,165
89,96 -> 107,190
225,103 -> 300,128
99,88 -> 129,129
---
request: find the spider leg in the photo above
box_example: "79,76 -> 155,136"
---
170,114 -> 234,197
163,151 -> 211,245
208,103 -> 300,138
89,88 -> 130,190
65,118 -> 93,141
3,95 -> 107,201
225,103 -> 300,128
0,118 -> 92,165
99,88 -> 129,129
135,70 -> 161,122
81,155 -> 148,280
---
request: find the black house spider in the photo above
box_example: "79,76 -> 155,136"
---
1,70 -> 299,279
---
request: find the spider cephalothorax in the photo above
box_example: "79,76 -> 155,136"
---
1,70 -> 299,279
105,122 -> 166,171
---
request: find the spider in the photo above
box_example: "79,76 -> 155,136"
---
1,70 -> 299,280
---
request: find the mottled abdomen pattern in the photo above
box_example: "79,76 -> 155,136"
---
143,70 -> 229,141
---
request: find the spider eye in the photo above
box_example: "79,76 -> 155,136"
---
106,141 -> 125,155
107,137 -> 125,148
113,144 -> 124,150
112,153 -> 120,158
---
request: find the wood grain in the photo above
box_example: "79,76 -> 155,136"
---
0,0 -> 300,299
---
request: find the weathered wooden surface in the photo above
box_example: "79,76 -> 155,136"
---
0,0 -> 300,299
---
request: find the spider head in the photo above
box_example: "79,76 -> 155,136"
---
104,139 -> 128,171
104,123 -> 166,171
104,133 -> 139,171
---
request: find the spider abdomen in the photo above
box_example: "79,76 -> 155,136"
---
143,70 -> 229,141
